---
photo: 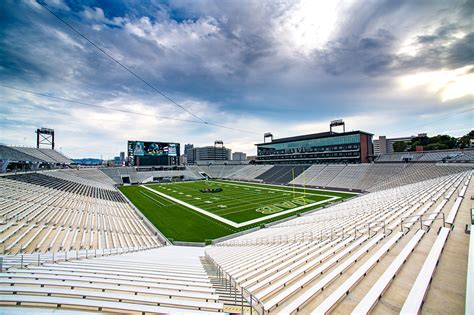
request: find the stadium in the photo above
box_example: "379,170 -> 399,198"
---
1,127 -> 473,314
1,1 -> 473,315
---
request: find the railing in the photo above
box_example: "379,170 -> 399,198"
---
366,220 -> 388,237
0,245 -> 157,272
400,212 -> 446,233
204,252 -> 262,314
214,216 -> 390,247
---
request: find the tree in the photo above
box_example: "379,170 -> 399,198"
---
392,141 -> 407,152
425,143 -> 449,150
457,130 -> 474,148
429,135 -> 456,149
409,140 -> 421,151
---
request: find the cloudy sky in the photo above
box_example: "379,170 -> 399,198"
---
0,0 -> 473,158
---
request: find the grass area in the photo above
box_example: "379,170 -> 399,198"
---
119,180 -> 356,243
120,185 -> 238,242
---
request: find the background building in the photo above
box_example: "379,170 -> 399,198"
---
255,130 -> 373,164
184,144 -> 195,164
232,151 -> 246,161
113,156 -> 122,165
246,155 -> 257,162
194,146 -> 231,162
373,133 -> 427,155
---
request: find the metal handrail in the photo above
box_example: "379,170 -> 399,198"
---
400,211 -> 446,233
0,245 -> 159,272
204,252 -> 261,314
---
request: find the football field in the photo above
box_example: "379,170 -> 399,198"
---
119,180 -> 356,242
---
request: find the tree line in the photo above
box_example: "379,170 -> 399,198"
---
392,130 -> 473,152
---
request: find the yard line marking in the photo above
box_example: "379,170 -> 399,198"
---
139,190 -> 167,206
141,185 -> 238,227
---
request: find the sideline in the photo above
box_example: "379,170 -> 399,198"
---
140,185 -> 338,228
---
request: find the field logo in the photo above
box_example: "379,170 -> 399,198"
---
256,197 -> 313,214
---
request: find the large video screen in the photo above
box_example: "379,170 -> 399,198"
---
128,141 -> 178,157
128,141 -> 180,166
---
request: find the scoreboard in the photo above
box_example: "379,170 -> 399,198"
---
128,141 -> 180,166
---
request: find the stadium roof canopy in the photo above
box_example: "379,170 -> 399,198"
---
255,130 -> 373,146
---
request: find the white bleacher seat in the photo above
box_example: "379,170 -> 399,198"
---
459,185 -> 467,197
0,286 -> 223,311
351,229 -> 425,314
312,231 -> 404,314
400,227 -> 450,314
277,234 -> 385,314
253,237 -> 357,299
0,278 -> 218,301
446,197 -> 463,225
0,295 -> 219,314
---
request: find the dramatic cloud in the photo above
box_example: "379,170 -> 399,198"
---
0,0 -> 472,158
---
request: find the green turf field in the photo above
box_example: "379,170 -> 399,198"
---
119,180 -> 356,243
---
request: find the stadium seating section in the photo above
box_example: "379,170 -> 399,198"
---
255,165 -> 310,184
375,149 -> 474,163
206,170 -> 472,314
0,170 -> 161,256
0,246 -> 229,314
290,163 -> 472,192
0,145 -> 72,164
0,164 -> 472,313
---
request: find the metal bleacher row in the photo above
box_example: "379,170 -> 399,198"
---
4,173 -> 124,202
0,246 -> 227,314
206,170 -> 472,314
0,171 -> 161,255
55,168 -> 117,187
375,149 -> 474,163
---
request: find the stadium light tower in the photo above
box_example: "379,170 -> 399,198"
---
330,119 -> 345,134
214,140 -> 224,161
264,132 -> 273,143
36,127 -> 55,149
